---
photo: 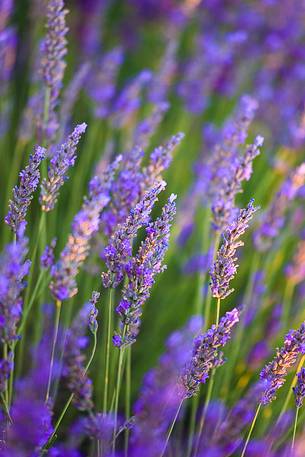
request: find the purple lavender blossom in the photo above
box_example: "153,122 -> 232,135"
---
84,412 -> 115,446
5,146 -> 46,233
254,163 -> 305,251
148,40 -> 177,104
87,47 -> 123,119
210,200 -> 258,300
40,123 -> 87,212
111,70 -> 152,128
133,102 -> 169,149
102,180 -> 166,289
41,238 -> 56,270
40,0 -> 68,140
0,222 -> 30,344
113,193 -> 176,347
181,308 -> 240,398
0,355 -> 12,392
260,322 -> 305,404
130,316 -> 203,456
293,367 -> 305,408
62,293 -> 99,411
50,156 -> 121,301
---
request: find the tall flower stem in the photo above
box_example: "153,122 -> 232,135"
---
45,299 -> 62,404
291,407 -> 299,454
103,288 -> 114,412
278,354 -> 305,423
204,233 -> 220,331
124,346 -> 131,457
240,403 -> 261,457
3,344 -> 9,405
42,330 -> 97,450
112,328 -> 127,453
216,298 -> 221,327
160,400 -> 183,457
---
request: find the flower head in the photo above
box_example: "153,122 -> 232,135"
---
293,367 -> 305,408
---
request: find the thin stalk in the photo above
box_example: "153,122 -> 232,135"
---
3,344 -> 8,405
103,288 -> 114,412
186,396 -> 199,457
204,232 -> 220,331
112,338 -> 126,453
282,280 -> 294,330
193,370 -> 215,457
240,403 -> 261,457
291,407 -> 299,454
42,331 -> 97,450
278,354 -> 305,423
45,300 -> 62,404
160,400 -> 183,457
124,346 -> 131,457
216,298 -> 221,327
0,393 -> 12,424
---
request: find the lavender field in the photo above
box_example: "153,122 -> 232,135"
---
2,0 -> 305,456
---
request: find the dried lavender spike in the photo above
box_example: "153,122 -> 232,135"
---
113,194 -> 177,347
40,123 -> 87,212
293,368 -> 305,408
40,0 -> 68,140
181,308 -> 240,398
133,101 -> 169,149
88,291 -> 100,334
260,322 -> 305,405
0,222 -> 31,344
102,180 -> 166,289
254,163 -> 305,252
5,145 -> 46,233
210,200 -> 258,300
50,156 -> 121,301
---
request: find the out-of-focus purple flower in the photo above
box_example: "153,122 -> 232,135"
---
286,238 -> 305,285
62,294 -> 99,411
5,145 -> 46,233
133,102 -> 169,149
260,322 -> 305,404
102,180 -> 166,289
76,0 -> 107,57
210,200 -> 258,300
40,123 -> 87,212
293,367 -> 305,408
113,194 -> 176,347
41,238 -> 56,270
148,40 -> 177,104
0,26 -> 16,88
111,70 -> 152,128
247,341 -> 270,371
84,412 -> 115,445
265,303 -> 282,341
50,156 -> 121,301
181,308 -> 240,398
40,0 -> 68,140
87,47 -> 123,119
244,270 -> 266,326
183,250 -> 213,275
130,315 -> 203,457
0,222 -> 30,344
254,163 -> 305,252
0,355 -> 12,392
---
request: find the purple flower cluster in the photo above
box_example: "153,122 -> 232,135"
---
40,123 -> 87,212
102,180 -> 166,289
62,292 -> 100,411
5,145 -> 46,233
293,367 -> 305,408
260,322 -> 305,404
40,0 -> 68,140
113,193 -> 176,347
210,200 -> 258,300
133,101 -> 169,148
254,163 -> 305,251
50,156 -> 121,301
181,308 -> 240,398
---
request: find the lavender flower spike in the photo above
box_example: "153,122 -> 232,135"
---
293,368 -> 305,408
210,199 -> 258,300
5,146 -> 46,233
0,222 -> 30,344
113,193 -> 177,347
181,308 -> 240,398
40,123 -> 87,212
40,0 -> 68,140
102,179 -> 166,289
260,322 -> 305,404
50,156 -> 121,301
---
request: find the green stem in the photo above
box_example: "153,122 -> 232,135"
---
124,346 -> 131,457
3,344 -> 8,405
240,403 -> 261,457
282,281 -> 294,330
112,339 -> 126,452
216,298 -> 221,327
42,331 -> 97,450
291,407 -> 299,454
160,400 -> 183,457
1,393 -> 12,424
45,300 -> 62,404
193,370 -> 215,457
103,288 -> 114,412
